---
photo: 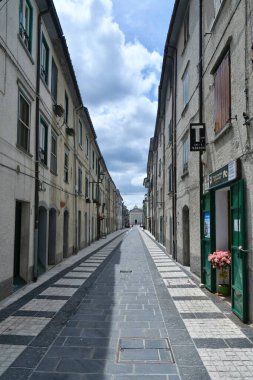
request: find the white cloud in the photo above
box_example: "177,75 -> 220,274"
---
54,0 -> 163,209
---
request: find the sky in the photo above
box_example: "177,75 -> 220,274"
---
54,0 -> 174,210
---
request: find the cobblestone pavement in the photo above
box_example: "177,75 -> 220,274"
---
0,227 -> 252,379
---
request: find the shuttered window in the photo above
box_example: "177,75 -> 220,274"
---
214,52 -> 230,134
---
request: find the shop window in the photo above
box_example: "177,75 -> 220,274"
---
19,0 -> 33,53
214,51 -> 230,134
17,90 -> 31,152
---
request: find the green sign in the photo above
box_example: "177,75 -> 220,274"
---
209,160 -> 238,189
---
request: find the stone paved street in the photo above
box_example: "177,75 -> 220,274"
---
0,227 -> 253,379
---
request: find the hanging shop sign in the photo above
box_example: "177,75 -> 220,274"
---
190,123 -> 206,151
209,160 -> 240,189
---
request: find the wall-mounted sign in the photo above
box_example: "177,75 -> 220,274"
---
209,160 -> 240,189
190,123 -> 206,151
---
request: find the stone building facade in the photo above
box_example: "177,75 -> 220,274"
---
0,0 -> 123,301
145,0 -> 253,323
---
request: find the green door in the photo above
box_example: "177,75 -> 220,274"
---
201,192 -> 216,291
230,180 -> 247,322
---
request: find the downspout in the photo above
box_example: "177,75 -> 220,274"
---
199,0 -> 204,282
34,6 -> 50,281
170,47 -> 177,260
73,105 -> 83,254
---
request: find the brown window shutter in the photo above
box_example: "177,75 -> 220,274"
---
214,52 -> 230,133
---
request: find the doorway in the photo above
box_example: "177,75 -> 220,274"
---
78,210 -> 81,249
48,208 -> 56,265
13,201 -> 30,288
182,205 -> 190,266
63,210 -> 69,258
38,206 -> 47,274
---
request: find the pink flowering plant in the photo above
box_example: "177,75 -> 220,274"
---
208,250 -> 231,269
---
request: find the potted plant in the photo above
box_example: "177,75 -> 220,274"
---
208,250 -> 231,296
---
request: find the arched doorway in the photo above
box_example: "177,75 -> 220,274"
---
182,205 -> 190,266
48,208 -> 56,265
38,206 -> 47,274
63,210 -> 69,258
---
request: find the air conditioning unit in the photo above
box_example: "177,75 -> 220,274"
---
53,104 -> 64,117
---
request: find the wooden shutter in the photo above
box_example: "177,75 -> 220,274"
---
214,52 -> 230,133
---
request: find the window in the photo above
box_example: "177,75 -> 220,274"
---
50,132 -> 57,174
85,177 -> 89,197
168,120 -> 173,144
184,9 -> 190,47
168,165 -> 172,193
158,158 -> 162,177
51,58 -> 58,101
64,147 -> 69,183
92,151 -> 95,170
64,92 -> 69,124
79,120 -> 83,146
39,118 -> 48,165
86,136 -> 89,157
78,168 -> 82,194
17,91 -> 30,152
95,158 -> 98,174
182,68 -> 189,108
19,0 -> 33,52
41,35 -> 49,84
182,136 -> 189,173
214,52 -> 230,134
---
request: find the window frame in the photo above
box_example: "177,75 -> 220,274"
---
213,50 -> 231,134
41,34 -> 49,84
64,146 -> 69,183
39,117 -> 48,166
51,57 -> 58,102
182,135 -> 189,173
19,0 -> 33,53
50,131 -> 57,174
17,90 -> 31,153
64,91 -> 69,125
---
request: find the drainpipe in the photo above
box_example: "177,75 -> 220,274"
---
199,0 -> 204,282
169,47 -> 177,260
34,6 -> 50,282
73,105 -> 83,254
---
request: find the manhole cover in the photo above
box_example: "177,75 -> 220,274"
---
117,338 -> 174,363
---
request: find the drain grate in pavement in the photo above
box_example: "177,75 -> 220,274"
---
120,270 -> 132,273
117,338 -> 174,363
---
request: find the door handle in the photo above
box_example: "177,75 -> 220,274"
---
238,246 -> 249,253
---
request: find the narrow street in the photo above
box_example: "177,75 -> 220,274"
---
0,227 -> 253,380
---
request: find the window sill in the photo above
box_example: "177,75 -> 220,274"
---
39,161 -> 48,170
79,144 -> 83,150
40,75 -> 50,93
181,170 -> 189,179
210,0 -> 226,33
181,102 -> 189,117
50,169 -> 58,176
17,34 -> 34,64
16,144 -> 33,158
213,121 -> 232,143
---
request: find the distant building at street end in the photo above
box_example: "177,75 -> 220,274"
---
129,206 -> 143,226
